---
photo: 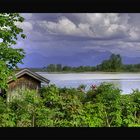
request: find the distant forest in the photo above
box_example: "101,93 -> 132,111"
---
29,54 -> 140,72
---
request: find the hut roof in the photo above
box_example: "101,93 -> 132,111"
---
8,68 -> 50,84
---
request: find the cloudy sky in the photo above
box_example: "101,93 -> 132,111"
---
15,13 -> 140,68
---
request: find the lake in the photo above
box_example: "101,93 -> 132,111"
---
37,72 -> 140,94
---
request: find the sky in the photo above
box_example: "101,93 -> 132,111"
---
14,13 -> 140,68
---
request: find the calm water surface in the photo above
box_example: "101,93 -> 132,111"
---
37,72 -> 140,94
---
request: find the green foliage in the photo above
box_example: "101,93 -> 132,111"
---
82,102 -> 104,127
0,61 -> 11,90
42,64 -> 96,72
0,13 -> 25,90
0,83 -> 140,127
86,83 -> 122,127
97,54 -> 123,72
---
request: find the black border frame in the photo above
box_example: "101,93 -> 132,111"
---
0,0 -> 140,12
0,0 -> 140,139
0,127 -> 140,139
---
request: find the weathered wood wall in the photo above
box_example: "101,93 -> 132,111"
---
8,74 -> 41,92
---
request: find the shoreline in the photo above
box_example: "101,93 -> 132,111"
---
36,72 -> 140,80
36,71 -> 140,74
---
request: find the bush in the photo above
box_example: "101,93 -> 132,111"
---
0,82 -> 139,127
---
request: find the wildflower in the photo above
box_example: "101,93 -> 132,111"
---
91,84 -> 97,90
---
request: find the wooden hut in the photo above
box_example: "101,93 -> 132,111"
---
5,68 -> 50,101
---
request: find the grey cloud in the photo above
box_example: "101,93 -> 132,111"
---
36,13 -> 131,39
22,13 -> 140,41
16,13 -> 140,66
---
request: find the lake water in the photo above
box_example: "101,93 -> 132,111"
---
37,72 -> 140,94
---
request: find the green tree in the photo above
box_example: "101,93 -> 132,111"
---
47,64 -> 56,72
98,54 -> 123,72
109,54 -> 122,71
56,64 -> 62,71
0,13 -> 26,90
62,66 -> 71,71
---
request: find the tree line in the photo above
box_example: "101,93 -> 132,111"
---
33,54 -> 140,72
